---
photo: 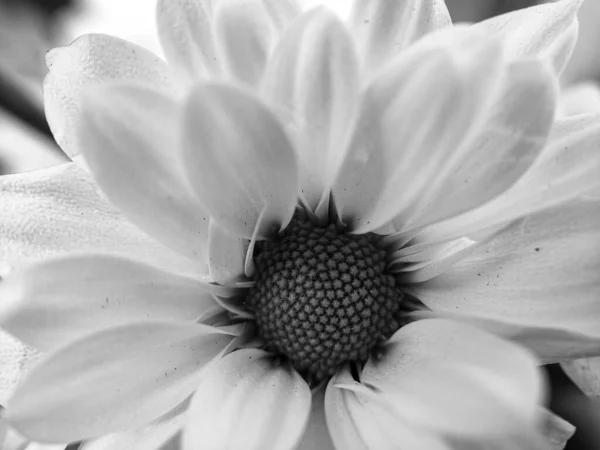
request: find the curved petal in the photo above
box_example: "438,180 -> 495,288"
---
261,7 -> 359,210
559,83 -> 600,116
0,254 -> 228,352
44,34 -> 179,158
296,388 -> 334,450
156,0 -> 221,82
561,357 -> 600,401
181,83 -> 298,240
414,113 -> 600,245
471,0 -> 582,73
543,410 -> 575,450
6,322 -> 236,443
208,219 -> 246,283
411,198 -> 600,361
331,27 -> 504,232
348,0 -> 451,76
183,348 -> 311,450
79,82 -> 211,262
393,59 -> 557,233
0,162 -> 196,276
213,0 -> 301,86
0,331 -> 40,405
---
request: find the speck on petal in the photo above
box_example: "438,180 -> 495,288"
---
348,0 -> 451,76
332,27 -> 504,233
261,7 -> 360,211
79,82 -> 211,263
0,254 -> 227,353
183,348 -> 311,450
0,330 -> 40,406
6,322 -> 236,443
410,199 -> 600,363
44,34 -> 179,159
471,0 -> 583,74
181,83 -> 298,240
213,0 -> 301,87
156,0 -> 221,83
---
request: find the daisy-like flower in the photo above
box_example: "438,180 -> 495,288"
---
1,0 -> 599,449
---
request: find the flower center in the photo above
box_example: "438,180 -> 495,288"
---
245,211 -> 404,383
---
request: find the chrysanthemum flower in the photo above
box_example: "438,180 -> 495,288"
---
0,0 -> 598,449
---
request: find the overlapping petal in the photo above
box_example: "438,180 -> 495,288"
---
156,0 -> 220,82
0,331 -> 40,405
326,319 -> 544,449
410,198 -> 600,362
348,0 -> 451,76
561,357 -> 600,401
213,0 -> 300,86
471,0 -> 582,73
183,349 -> 311,450
208,219 -> 246,283
331,27 -> 504,232
44,34 -> 178,158
261,7 -> 359,210
79,82 -> 211,263
296,388 -> 334,450
181,83 -> 298,240
7,322 -> 237,443
559,83 -> 600,116
0,255 -> 231,352
0,163 -> 194,275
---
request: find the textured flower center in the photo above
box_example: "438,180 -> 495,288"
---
246,211 -> 404,383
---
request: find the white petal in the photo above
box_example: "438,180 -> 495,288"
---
0,163 -> 196,276
181,83 -> 298,240
80,82 -> 210,262
7,322 -> 235,443
558,83 -> 600,116
332,27 -> 504,232
415,113 -> 600,244
393,59 -> 557,233
214,0 -> 300,86
0,331 -> 40,405
0,254 -> 228,352
80,403 -> 186,450
295,388 -> 335,450
542,410 -> 575,450
411,198 -> 600,361
44,34 -> 179,158
156,0 -> 221,82
562,357 -> 600,401
183,348 -> 311,450
261,7 -> 360,210
360,319 -> 543,436
349,0 -> 451,76
472,0 -> 582,73
208,219 -> 246,283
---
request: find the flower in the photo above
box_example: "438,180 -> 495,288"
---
0,0 -> 598,449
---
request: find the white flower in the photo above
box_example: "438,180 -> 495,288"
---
0,1 -> 597,449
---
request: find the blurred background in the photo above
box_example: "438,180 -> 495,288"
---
0,0 -> 599,448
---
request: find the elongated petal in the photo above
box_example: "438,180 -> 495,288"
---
183,349 -> 311,450
208,219 -> 246,283
415,113 -> 600,244
411,198 -> 600,361
332,28 -> 504,232
214,0 -> 300,86
80,82 -> 210,262
472,0 -> 582,73
182,83 -> 298,239
261,7 -> 359,209
296,388 -> 334,450
561,357 -> 600,401
44,34 -> 178,158
393,59 -> 556,233
349,0 -> 451,76
156,0 -> 220,82
0,255 -> 227,352
0,163 -> 195,276
0,331 -> 40,405
80,404 -> 186,450
7,322 -> 235,443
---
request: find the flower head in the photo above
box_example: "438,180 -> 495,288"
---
1,0 -> 598,449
